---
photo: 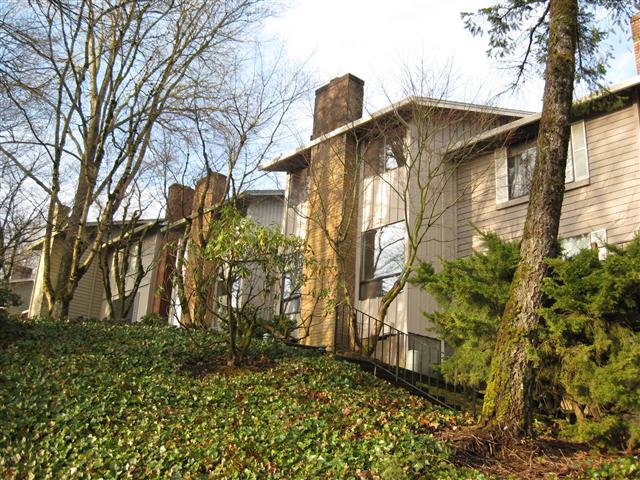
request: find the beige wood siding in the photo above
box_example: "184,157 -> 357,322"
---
29,241 -> 103,319
8,280 -> 33,315
457,104 -> 640,257
284,169 -> 308,238
100,231 -> 163,322
356,117 -> 464,338
404,117 -> 460,339
357,141 -> 406,330
68,254 -> 103,319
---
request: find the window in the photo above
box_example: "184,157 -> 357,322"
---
561,233 -> 590,258
281,274 -> 301,315
561,229 -> 607,260
288,169 -> 308,207
496,120 -> 589,204
365,135 -> 406,177
281,253 -> 303,315
383,141 -> 404,171
359,222 -> 405,300
507,144 -> 537,199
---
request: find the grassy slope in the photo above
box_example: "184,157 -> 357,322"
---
0,319 -> 475,479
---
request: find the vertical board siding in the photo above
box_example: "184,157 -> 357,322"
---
246,195 -> 285,230
69,252 -> 103,319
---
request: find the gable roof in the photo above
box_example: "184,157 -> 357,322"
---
260,97 -> 533,172
446,75 -> 640,158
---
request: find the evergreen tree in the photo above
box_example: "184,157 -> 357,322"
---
414,232 -> 640,448
413,232 -> 519,389
463,0 -> 637,436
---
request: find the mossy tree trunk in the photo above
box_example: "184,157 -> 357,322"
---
481,0 -> 578,436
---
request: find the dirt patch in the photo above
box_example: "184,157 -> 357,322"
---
440,426 -> 634,479
179,354 -> 274,378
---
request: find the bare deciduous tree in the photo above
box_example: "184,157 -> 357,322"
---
0,0 -> 269,319
98,180 -> 161,322
162,58 -> 308,329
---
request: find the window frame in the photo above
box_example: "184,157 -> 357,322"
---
561,229 -> 608,260
495,120 -> 589,205
364,133 -> 407,178
359,221 -> 406,300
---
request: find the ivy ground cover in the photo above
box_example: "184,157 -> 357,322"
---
0,318 -> 478,479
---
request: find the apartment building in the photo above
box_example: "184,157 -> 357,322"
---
263,23 -> 640,356
28,174 -> 284,324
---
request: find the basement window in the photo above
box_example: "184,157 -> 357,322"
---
561,229 -> 608,260
359,222 -> 405,300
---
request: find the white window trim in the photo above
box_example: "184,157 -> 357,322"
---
495,120 -> 589,206
561,229 -> 608,260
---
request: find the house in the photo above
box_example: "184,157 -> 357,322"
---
27,174 -> 284,324
262,16 -> 640,362
6,265 -> 35,316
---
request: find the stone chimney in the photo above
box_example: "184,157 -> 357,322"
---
312,74 -> 365,139
632,13 -> 640,75
166,184 -> 195,223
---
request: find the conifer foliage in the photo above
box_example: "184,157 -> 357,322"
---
413,232 -> 640,448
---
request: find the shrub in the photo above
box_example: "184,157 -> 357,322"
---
139,312 -> 168,326
541,243 -> 640,449
413,232 -> 640,448
412,231 -> 518,389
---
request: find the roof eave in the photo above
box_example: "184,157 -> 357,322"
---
260,96 -> 534,173
447,75 -> 640,157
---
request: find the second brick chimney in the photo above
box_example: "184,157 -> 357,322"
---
312,74 -> 364,139
166,184 -> 195,223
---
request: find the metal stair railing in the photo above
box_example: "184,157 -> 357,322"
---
333,304 -> 458,409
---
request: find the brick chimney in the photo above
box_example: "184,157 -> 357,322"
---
184,171 -> 228,327
191,172 -> 227,213
300,74 -> 364,348
632,13 -> 640,74
150,173 -> 226,320
166,184 -> 195,223
312,74 -> 365,139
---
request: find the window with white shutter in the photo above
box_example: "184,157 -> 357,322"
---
495,120 -> 589,205
569,121 -> 589,182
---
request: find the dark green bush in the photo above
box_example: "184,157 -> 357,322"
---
413,232 -> 640,449
139,312 -> 168,326
412,231 -> 518,389
541,243 -> 640,448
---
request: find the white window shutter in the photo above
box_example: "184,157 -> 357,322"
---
570,121 -> 589,182
495,147 -> 509,204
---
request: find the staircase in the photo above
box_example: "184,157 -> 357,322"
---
333,305 -> 479,411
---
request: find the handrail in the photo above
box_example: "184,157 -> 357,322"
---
333,304 -> 454,409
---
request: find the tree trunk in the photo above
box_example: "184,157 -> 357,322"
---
51,296 -> 71,321
481,0 -> 578,436
227,275 -> 238,367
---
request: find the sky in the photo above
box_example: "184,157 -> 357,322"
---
262,0 -> 638,132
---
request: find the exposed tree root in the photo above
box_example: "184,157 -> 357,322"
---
440,426 -> 634,479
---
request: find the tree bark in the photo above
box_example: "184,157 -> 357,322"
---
481,0 -> 578,436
